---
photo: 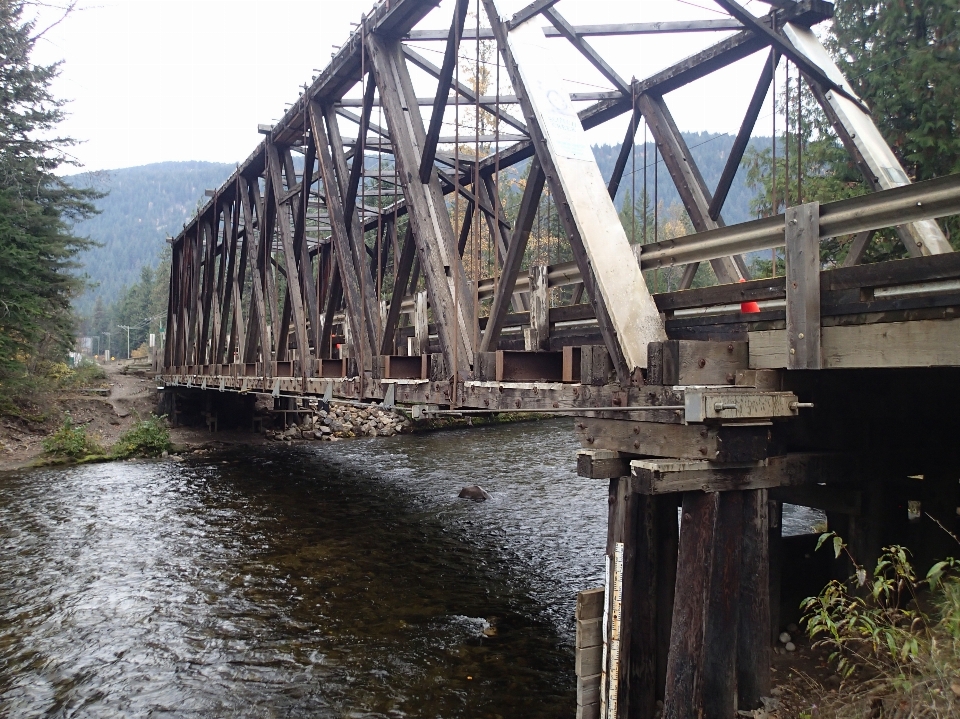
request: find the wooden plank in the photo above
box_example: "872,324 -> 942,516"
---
528,265 -> 550,351
662,491 -> 741,719
580,345 -> 613,386
577,618 -> 603,649
576,643 -> 603,677
413,291 -> 428,356
630,453 -> 853,494
577,587 -> 606,620
786,202 -> 822,369
661,339 -> 747,385
577,673 -> 601,706
604,477 -> 636,717
576,418 -> 774,462
576,702 -> 600,719
750,318 -> 960,369
577,449 -> 630,479
562,345 -> 582,383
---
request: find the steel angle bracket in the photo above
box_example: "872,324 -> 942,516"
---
382,382 -> 396,409
271,378 -> 281,399
683,387 -> 802,423
219,377 -> 226,392
201,377 -> 207,390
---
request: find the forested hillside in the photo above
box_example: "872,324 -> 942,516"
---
594,132 -> 771,227
68,161 -> 234,312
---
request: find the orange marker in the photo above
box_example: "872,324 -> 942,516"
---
740,278 -> 760,314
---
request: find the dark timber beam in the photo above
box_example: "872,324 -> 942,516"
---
637,92 -> 747,287
266,143 -> 311,374
479,156 -> 546,353
420,0 -> 470,183
543,7 -> 629,93
310,100 -> 379,363
369,33 -> 476,376
381,224 -> 416,355
709,49 -> 777,221
401,45 -> 528,134
508,0 -> 561,29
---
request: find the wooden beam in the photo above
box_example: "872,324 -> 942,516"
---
484,1 -> 666,380
381,224 -> 416,354
576,418 -> 773,462
708,49 -> 777,221
401,45 -> 528,135
785,202 -> 822,369
368,34 -> 477,376
543,7 -> 629,92
479,157 -> 545,352
309,100 -> 379,362
420,0 -> 470,183
630,454 -> 852,494
508,0 -> 561,30
637,92 -> 745,287
239,176 -> 270,365
266,143 -> 312,374
750,318 -> 960,369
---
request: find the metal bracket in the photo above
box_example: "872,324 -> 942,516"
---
683,388 -> 801,423
271,378 -> 281,399
219,377 -> 225,392
383,382 -> 396,409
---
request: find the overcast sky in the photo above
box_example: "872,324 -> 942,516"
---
29,0 -> 803,173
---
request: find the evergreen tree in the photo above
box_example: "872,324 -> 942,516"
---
0,1 -> 101,376
829,0 -> 960,183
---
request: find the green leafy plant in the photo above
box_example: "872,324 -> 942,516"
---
799,533 -> 960,717
42,415 -> 103,459
110,414 -> 170,458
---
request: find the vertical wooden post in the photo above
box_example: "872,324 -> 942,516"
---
414,291 -> 429,356
737,489 -> 771,710
655,495 -> 679,702
785,201 -> 821,369
768,499 -> 783,646
628,494 -> 666,718
604,477 -> 637,719
528,264 -> 550,351
663,491 -> 743,719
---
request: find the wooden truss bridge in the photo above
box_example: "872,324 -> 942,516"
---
159,0 -> 960,716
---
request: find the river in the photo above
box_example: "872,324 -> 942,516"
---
0,418 -> 823,718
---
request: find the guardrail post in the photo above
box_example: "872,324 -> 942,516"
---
785,202 -> 822,370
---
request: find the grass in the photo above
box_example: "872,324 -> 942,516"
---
40,412 -> 171,464
41,415 -> 104,460
789,534 -> 960,718
110,414 -> 171,459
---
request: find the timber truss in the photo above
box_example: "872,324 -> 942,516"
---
163,0 -> 951,386
161,2 -> 960,717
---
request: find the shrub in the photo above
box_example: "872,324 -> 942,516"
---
799,533 -> 960,718
42,415 -> 104,459
111,414 -> 170,458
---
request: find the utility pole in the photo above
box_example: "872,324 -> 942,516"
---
104,331 -> 111,362
118,325 -> 132,359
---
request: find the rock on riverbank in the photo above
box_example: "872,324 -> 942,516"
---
268,403 -> 411,442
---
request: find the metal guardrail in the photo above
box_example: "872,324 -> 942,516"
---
636,173 -> 960,269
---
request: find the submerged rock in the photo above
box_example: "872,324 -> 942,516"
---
458,485 -> 491,501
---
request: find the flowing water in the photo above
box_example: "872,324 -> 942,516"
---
0,419 -> 823,718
